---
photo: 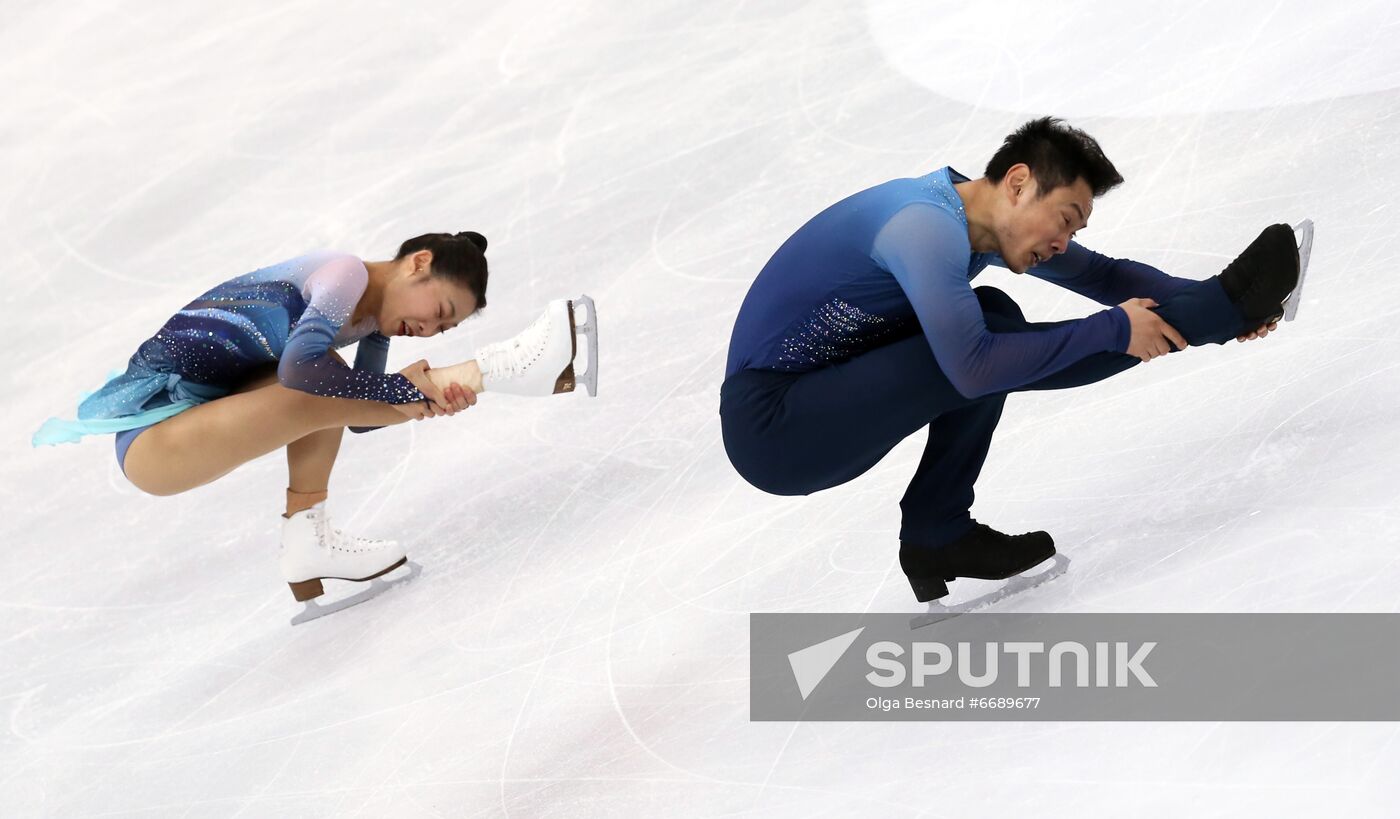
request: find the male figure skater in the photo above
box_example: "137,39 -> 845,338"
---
720,117 -> 1305,602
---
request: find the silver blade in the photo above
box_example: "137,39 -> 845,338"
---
573,294 -> 598,397
1283,219 -> 1313,322
290,561 -> 423,626
908,554 -> 1071,631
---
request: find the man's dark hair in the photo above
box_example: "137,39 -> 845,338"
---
394,231 -> 489,312
984,116 -> 1124,198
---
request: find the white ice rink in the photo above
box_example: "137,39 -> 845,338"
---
4,0 -> 1400,815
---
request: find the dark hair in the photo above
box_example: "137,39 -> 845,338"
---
984,116 -> 1124,198
394,231 -> 489,312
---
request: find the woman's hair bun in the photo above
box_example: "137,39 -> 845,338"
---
455,231 -> 488,252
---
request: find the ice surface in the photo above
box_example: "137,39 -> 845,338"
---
3,0 -> 1399,816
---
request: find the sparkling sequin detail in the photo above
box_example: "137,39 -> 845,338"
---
32,251 -> 425,445
775,297 -> 911,370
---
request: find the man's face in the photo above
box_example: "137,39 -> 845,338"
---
997,166 -> 1093,274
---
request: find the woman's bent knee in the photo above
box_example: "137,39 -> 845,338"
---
120,426 -> 213,497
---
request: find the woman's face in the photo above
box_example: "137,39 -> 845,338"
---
379,251 -> 478,339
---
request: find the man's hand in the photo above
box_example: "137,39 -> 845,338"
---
1236,320 -> 1278,343
1118,298 -> 1189,362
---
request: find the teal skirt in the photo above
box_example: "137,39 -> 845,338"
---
32,358 -> 229,446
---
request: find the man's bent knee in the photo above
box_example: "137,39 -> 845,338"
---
974,286 -> 1026,322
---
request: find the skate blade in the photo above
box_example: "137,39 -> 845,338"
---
290,560 -> 422,626
907,554 -> 1070,631
1282,219 -> 1313,322
572,293 -> 598,397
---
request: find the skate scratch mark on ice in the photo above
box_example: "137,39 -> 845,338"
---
499,347 -> 737,810
641,473 -> 863,598
1113,192 -> 1302,235
1358,725 -> 1400,789
55,643 -> 599,755
57,599 -> 293,803
1089,520 -> 1240,605
53,528 -> 326,796
344,416 -> 417,533
89,595 -> 780,767
603,350 -> 834,790
348,662 -> 486,815
334,712 -> 420,818
1333,548 -> 1400,612
671,494 -> 801,591
596,482 -> 898,796
0,600 -> 180,613
1248,362 -> 1400,463
481,325 -> 592,632
648,184 -> 781,285
0,686 -> 45,744
795,15 -> 931,156
632,488 -> 824,592
150,597 -> 296,730
225,733 -> 305,819
991,330 -> 1382,513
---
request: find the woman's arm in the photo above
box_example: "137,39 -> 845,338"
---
278,256 -> 428,405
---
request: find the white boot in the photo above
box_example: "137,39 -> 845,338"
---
279,501 -> 407,602
476,295 -> 598,397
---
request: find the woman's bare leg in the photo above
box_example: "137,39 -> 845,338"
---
426,360 -> 483,394
122,372 -> 416,498
199,364 -> 346,517
285,429 -> 343,516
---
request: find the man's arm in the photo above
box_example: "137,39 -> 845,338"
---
990,240 -> 1198,306
873,204 -> 1131,400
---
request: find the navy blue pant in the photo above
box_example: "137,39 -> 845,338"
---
720,277 -> 1247,547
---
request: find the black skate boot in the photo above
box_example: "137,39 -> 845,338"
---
899,521 -> 1056,602
1217,223 -> 1301,326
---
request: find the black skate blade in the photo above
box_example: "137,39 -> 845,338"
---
908,554 -> 1070,631
290,560 -> 423,626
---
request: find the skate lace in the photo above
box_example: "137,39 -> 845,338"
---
311,508 -> 389,554
476,311 -> 552,379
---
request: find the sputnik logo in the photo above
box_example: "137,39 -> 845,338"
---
787,627 -> 865,700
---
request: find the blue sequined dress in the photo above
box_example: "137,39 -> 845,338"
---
32,251 -> 426,446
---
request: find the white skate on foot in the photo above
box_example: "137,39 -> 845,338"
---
1282,219 -> 1313,322
280,501 -> 420,625
476,295 -> 598,397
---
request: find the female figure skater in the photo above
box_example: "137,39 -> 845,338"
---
720,117 -> 1308,604
33,230 -> 598,620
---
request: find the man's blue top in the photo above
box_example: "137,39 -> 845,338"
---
724,166 -> 1196,398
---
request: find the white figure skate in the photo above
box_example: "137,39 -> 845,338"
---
281,501 -> 421,625
476,295 -> 598,397
1282,219 -> 1314,322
